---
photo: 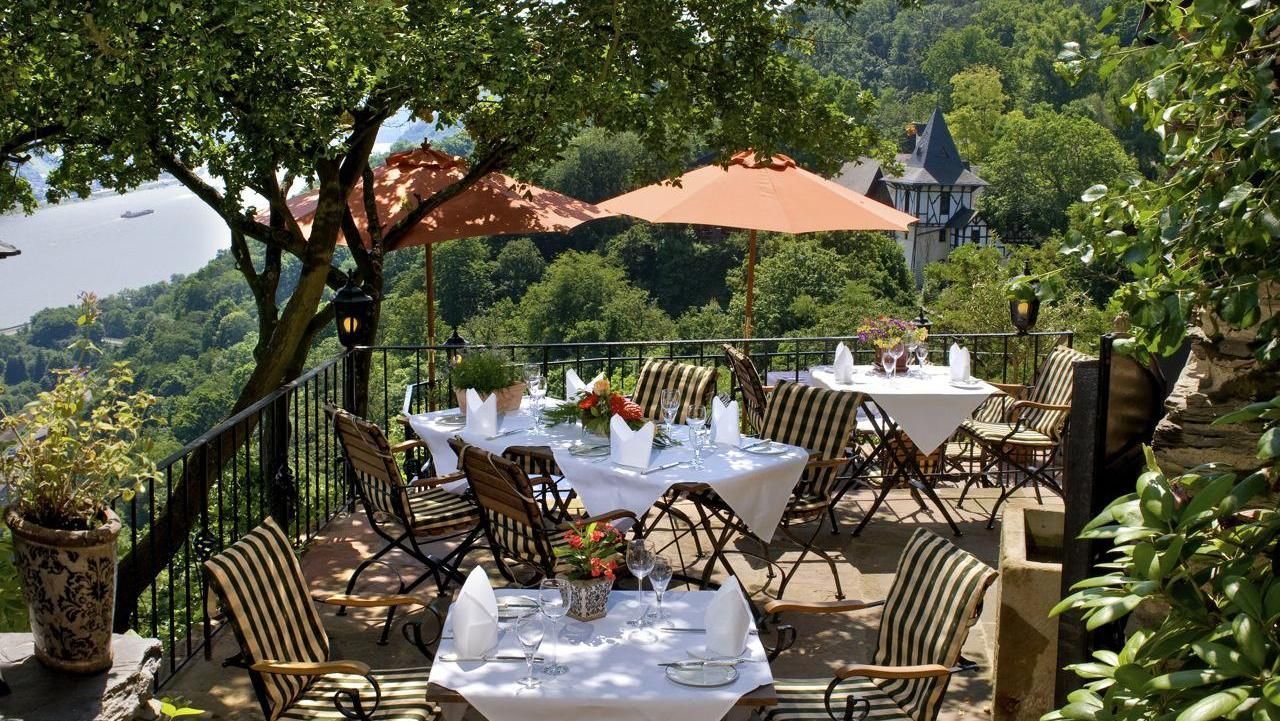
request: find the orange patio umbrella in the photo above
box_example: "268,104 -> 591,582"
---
600,151 -> 917,336
274,146 -> 613,384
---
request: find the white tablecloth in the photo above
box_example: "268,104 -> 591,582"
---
408,401 -> 807,542
809,365 -> 996,454
429,590 -> 774,721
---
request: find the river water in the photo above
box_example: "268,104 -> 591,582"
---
0,183 -> 230,328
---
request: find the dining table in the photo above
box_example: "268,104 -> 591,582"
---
808,364 -> 998,536
426,589 -> 776,721
407,400 -> 809,544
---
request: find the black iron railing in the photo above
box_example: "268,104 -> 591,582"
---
121,330 -> 1071,686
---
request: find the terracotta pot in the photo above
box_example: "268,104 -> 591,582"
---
566,575 -> 612,621
455,382 -> 526,414
6,508 -> 121,674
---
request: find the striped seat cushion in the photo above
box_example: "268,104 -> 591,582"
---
1022,345 -> 1089,437
631,358 -> 717,424
970,393 -> 1013,424
723,344 -> 768,434
485,510 -> 571,564
203,518 -> 331,721
758,381 -> 862,503
280,667 -> 438,720
873,529 -> 997,721
765,676 -> 910,721
960,420 -> 1055,447
405,487 -> 480,535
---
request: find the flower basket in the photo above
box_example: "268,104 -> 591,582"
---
455,382 -> 526,414
566,575 -> 613,621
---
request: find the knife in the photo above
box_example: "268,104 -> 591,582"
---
657,659 -> 745,668
485,427 -> 528,440
739,439 -> 771,452
440,653 -> 545,663
660,626 -> 759,635
640,461 -> 681,475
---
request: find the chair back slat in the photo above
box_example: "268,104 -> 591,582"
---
757,381 -> 861,499
327,406 -> 414,525
970,393 -> 1013,424
631,358 -> 717,424
203,518 -> 330,721
722,344 -> 768,433
873,529 -> 997,721
449,437 -> 558,575
1024,345 -> 1090,437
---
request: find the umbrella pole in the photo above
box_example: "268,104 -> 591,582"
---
426,243 -> 436,411
744,229 -> 757,339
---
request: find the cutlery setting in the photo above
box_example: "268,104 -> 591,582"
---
485,427 -> 529,440
441,653 -> 546,663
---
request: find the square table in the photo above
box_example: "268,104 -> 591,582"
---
809,364 -> 997,536
427,590 -> 776,721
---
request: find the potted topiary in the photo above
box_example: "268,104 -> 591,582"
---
449,351 -> 525,413
0,295 -> 157,673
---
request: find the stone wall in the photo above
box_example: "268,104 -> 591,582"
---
1153,289 -> 1278,474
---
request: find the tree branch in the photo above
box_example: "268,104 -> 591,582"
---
1,123 -> 64,162
382,141 -> 518,251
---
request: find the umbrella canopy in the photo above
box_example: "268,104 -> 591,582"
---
600,151 -> 917,335
280,147 -> 613,250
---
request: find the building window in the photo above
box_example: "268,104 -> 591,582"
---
940,190 -> 951,216
902,189 -> 912,213
970,227 -> 981,245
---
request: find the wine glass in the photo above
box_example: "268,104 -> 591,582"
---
527,374 -> 546,435
515,613 -> 545,689
906,341 -> 920,375
880,348 -> 896,380
648,556 -> 673,621
686,404 -> 708,469
538,579 -> 570,676
626,539 -> 656,626
659,388 -> 680,431
914,342 -> 929,372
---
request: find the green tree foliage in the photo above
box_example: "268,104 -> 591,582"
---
606,225 -> 743,317
728,237 -> 853,337
946,66 -> 1008,163
518,252 -> 673,344
4,356 -> 26,385
922,27 -> 1011,99
434,238 -> 495,331
1061,0 -> 1280,361
493,238 -> 547,302
979,108 -> 1136,242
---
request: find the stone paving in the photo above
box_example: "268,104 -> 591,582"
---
165,485 -> 1062,721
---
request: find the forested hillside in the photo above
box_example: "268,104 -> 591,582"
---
1,0 -> 1142,451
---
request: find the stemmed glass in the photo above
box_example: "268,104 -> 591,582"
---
914,342 -> 929,373
626,539 -> 656,627
686,404 -> 709,469
524,365 -> 545,434
880,348 -> 897,380
889,344 -> 905,380
659,389 -> 680,432
906,341 -> 920,376
538,579 -> 570,676
648,556 -> 673,621
515,613 -> 545,689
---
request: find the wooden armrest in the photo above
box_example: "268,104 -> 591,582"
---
396,415 -> 414,430
837,663 -> 953,680
762,385 -> 775,393
1006,400 -> 1070,423
565,509 -> 640,528
316,593 -> 428,608
763,599 -> 884,615
408,470 -> 466,489
251,659 -> 372,677
390,438 -> 427,454
987,382 -> 1025,397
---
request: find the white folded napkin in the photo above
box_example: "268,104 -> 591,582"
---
833,342 -> 855,383
949,343 -> 971,382
566,369 -> 605,398
452,567 -> 499,658
705,576 -> 752,658
609,414 -> 654,469
712,396 -> 741,446
464,388 -> 498,437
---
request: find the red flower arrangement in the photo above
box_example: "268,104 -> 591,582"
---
554,520 -> 626,581
545,376 -> 665,440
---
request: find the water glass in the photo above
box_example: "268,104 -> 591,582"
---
660,388 -> 680,430
915,343 -> 928,370
515,613 -> 545,688
648,556 -> 673,621
528,375 -> 546,434
686,405 -> 708,469
626,539 -> 656,626
880,349 -> 896,379
538,579 -> 570,675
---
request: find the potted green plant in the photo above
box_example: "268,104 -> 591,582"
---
0,295 -> 157,673
449,351 -> 525,413
552,520 -> 627,621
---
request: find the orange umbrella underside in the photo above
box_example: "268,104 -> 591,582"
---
276,148 -> 613,249
599,151 -> 916,233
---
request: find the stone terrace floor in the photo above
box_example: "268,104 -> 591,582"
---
167,485 -> 1062,720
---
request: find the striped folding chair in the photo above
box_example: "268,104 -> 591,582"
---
203,518 -> 439,721
763,528 -> 998,721
327,406 -> 482,640
630,358 -> 717,424
448,437 -> 638,585
691,381 -> 861,599
722,343 -> 771,434
956,344 -> 1090,528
